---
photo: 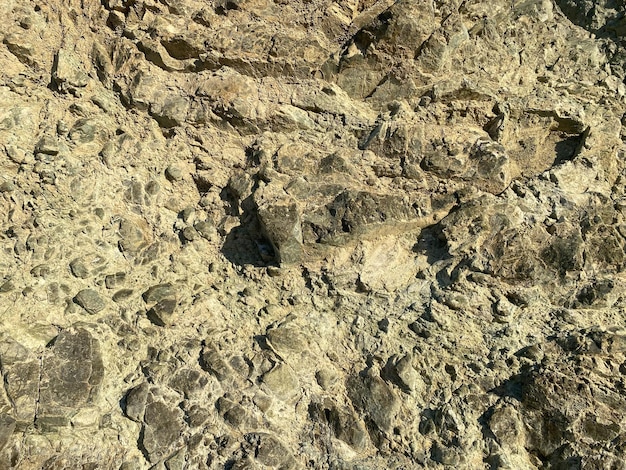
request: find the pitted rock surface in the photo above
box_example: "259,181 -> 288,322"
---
2,0 -> 626,468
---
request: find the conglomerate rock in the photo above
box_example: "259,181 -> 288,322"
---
1,0 -> 626,468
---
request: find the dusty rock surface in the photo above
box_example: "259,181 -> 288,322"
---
1,0 -> 626,468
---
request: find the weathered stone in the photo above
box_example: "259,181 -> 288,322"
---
315,368 -> 339,391
37,328 -> 103,430
112,289 -> 134,302
142,284 -> 176,304
52,49 -> 89,94
165,165 -> 183,182
261,364 -> 299,400
74,289 -> 106,315
0,181 -> 15,192
383,354 -> 421,393
266,324 -> 307,355
69,119 -> 98,144
194,220 -> 216,240
181,226 -> 198,242
147,298 -> 177,326
168,368 -> 207,398
36,136 -> 60,155
73,289 -> 106,314
257,202 -> 303,265
124,383 -> 149,422
348,369 -> 400,433
118,219 -> 149,255
0,413 -> 16,451
69,258 -> 90,279
310,400 -> 369,450
217,396 -> 254,427
0,280 -> 15,293
141,400 -> 184,463
243,433 -> 298,469
5,0 -> 626,466
105,272 -> 126,289
200,344 -> 233,381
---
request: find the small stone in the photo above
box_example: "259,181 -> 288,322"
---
105,272 -> 126,289
74,289 -> 106,314
257,202 -> 303,265
145,180 -> 160,195
119,460 -> 142,470
185,404 -> 211,427
348,371 -> 400,432
253,392 -> 272,413
36,136 -> 60,155
6,146 -> 26,164
244,433 -> 297,469
0,181 -> 14,192
69,259 -> 89,279
164,449 -> 186,470
217,397 -> 251,427
124,383 -> 149,422
56,120 -> 69,135
30,264 -> 51,278
69,119 -> 97,143
0,413 -> 16,451
266,266 -> 282,277
200,344 -> 233,380
266,325 -> 306,354
262,364 -> 299,400
147,299 -> 177,326
165,165 -> 183,182
112,289 -> 134,302
168,368 -> 207,397
37,328 -> 104,427
316,368 -> 338,390
142,284 -> 175,304
142,400 -> 184,462
118,219 -> 148,255
182,226 -> 198,242
0,280 -> 15,293
194,221 -> 215,240
180,207 -> 195,222
52,49 -> 89,94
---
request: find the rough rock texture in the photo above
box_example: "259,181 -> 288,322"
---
1,0 -> 626,468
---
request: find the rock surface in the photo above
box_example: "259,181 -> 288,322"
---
1,0 -> 626,468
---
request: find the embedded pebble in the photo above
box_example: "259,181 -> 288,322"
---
73,289 -> 106,314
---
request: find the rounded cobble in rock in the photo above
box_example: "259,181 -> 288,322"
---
69,259 -> 89,279
0,181 -> 15,192
182,226 -> 198,242
112,289 -> 134,302
147,299 -> 177,326
316,368 -> 339,390
165,165 -> 183,182
74,289 -> 106,314
145,180 -> 160,195
194,221 -> 216,240
180,207 -> 195,223
0,280 -> 15,293
142,284 -> 176,304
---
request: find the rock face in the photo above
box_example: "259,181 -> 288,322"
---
1,0 -> 626,468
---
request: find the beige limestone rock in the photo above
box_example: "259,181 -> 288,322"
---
2,0 -> 626,467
